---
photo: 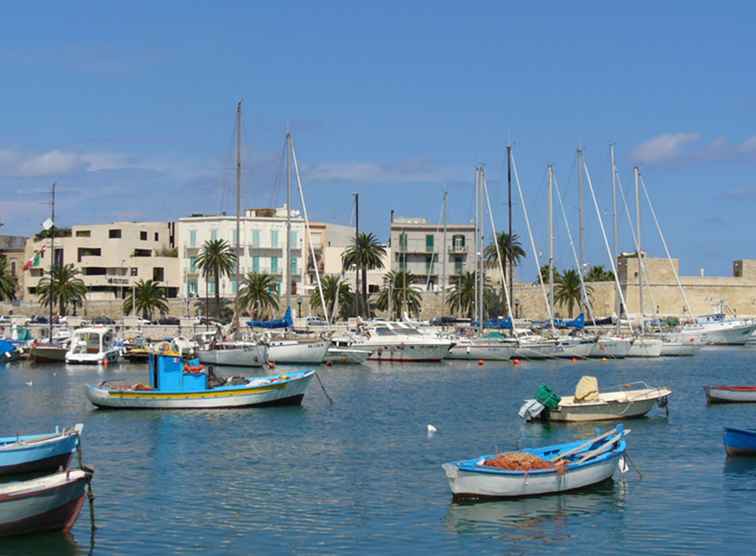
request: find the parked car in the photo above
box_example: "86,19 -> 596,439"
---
156,316 -> 180,325
305,316 -> 328,326
29,315 -> 49,324
92,316 -> 115,325
430,316 -> 471,326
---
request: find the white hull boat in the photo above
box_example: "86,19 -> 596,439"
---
442,426 -> 629,500
704,385 -> 756,403
626,337 -> 662,358
267,340 -> 329,364
197,342 -> 268,368
0,469 -> 92,537
674,318 -> 756,346
660,342 -> 699,356
447,340 -> 516,361
325,347 -> 370,365
545,387 -> 671,422
351,323 -> 453,362
588,336 -> 632,359
65,327 -> 120,365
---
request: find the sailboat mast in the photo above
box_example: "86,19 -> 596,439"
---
233,101 -> 242,330
634,166 -> 643,335
285,132 -> 292,313
442,190 -> 448,293
610,144 -> 618,261
547,165 -> 555,322
577,147 -> 585,272
478,167 -> 486,327
354,192 -> 360,317
506,145 -> 513,316
49,182 -> 55,341
473,167 -> 479,326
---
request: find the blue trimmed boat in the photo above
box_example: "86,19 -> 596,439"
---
442,425 -> 629,501
0,425 -> 82,475
723,427 -> 756,456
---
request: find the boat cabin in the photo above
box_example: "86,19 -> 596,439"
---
148,351 -> 208,392
69,328 -> 114,356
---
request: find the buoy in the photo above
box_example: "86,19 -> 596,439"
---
478,359 -> 485,366
602,357 -> 608,362
25,381 -> 32,387
427,424 -> 438,434
103,357 -> 109,368
268,361 -> 276,369
512,358 -> 521,366
571,357 -> 577,363
325,361 -> 333,367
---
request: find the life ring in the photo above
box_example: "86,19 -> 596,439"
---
183,362 -> 206,374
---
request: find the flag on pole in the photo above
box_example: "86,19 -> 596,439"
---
22,246 -> 46,271
42,218 -> 54,230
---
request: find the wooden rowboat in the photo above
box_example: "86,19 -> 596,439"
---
724,427 -> 756,456
705,385 -> 756,403
442,425 -> 629,501
0,425 -> 82,476
0,469 -> 92,537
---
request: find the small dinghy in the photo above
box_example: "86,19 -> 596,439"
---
0,468 -> 93,536
723,427 -> 756,456
520,377 -> 671,422
442,425 -> 629,501
704,385 -> 756,404
0,425 -> 82,476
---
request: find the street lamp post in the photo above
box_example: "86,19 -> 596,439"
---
297,296 -> 302,318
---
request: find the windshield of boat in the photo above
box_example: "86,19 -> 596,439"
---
398,328 -> 422,335
373,327 -> 396,336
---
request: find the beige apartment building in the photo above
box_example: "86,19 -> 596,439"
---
23,222 -> 181,302
0,235 -> 27,299
389,216 -> 476,291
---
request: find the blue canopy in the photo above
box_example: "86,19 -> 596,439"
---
473,317 -> 513,329
553,313 -> 585,330
0,339 -> 16,358
247,306 -> 293,329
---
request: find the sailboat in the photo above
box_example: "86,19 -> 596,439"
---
196,101 -> 268,368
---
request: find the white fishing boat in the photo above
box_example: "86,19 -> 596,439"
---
704,385 -> 756,404
442,425 -> 629,500
588,335 -> 632,358
672,313 -> 756,346
267,339 -> 329,364
626,336 -> 662,358
0,469 -> 93,537
351,322 -> 453,362
196,341 -> 268,368
65,327 -> 120,365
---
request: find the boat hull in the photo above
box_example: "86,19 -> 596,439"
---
626,338 -> 662,357
30,346 -> 67,363
724,427 -> 756,456
675,322 -> 756,346
363,343 -> 451,362
705,385 -> 756,403
588,337 -> 631,359
546,388 -> 671,422
660,343 -> 699,356
325,348 -> 370,365
0,470 -> 90,537
197,345 -> 267,367
267,341 -> 329,364
85,371 -> 315,409
446,343 -> 516,361
443,451 -> 622,500
0,427 -> 81,476
65,349 -> 120,365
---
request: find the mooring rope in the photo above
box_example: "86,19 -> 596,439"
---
315,372 -> 334,405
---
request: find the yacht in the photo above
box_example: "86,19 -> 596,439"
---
588,335 -> 632,359
65,327 -> 121,365
351,322 -> 454,362
671,313 -> 756,346
626,336 -> 663,358
266,338 -> 329,364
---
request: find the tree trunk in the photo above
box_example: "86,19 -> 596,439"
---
362,266 -> 368,318
214,270 -> 221,319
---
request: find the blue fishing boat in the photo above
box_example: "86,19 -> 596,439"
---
0,424 -> 82,475
442,425 -> 629,500
86,348 -> 316,409
723,427 -> 756,456
0,340 -> 18,362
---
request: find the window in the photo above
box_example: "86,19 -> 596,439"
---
290,230 -> 298,247
10,261 -> 15,276
54,248 -> 63,268
77,248 -> 101,262
109,229 -> 121,239
133,249 -> 151,257
452,234 -> 465,251
75,230 -> 91,238
271,256 -> 279,273
399,257 -> 407,272
232,229 -> 239,245
131,268 -> 138,276
187,278 -> 198,296
208,281 -> 215,295
426,254 -> 435,274
154,232 -> 159,241
251,230 -> 260,247
230,278 -> 238,294
189,256 -> 197,272
368,284 -> 380,294
189,230 -> 197,247
454,256 -> 464,274
426,234 -> 434,252
399,232 -> 407,251
252,256 -> 260,273
271,230 -> 279,248
210,229 -> 218,241
291,256 -> 298,274
153,267 -> 165,282
140,231 -> 147,241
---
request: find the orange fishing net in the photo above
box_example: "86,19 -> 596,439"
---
483,452 -> 555,471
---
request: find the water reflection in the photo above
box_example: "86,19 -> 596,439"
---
723,456 -> 756,477
0,530 -> 82,555
445,480 -> 621,542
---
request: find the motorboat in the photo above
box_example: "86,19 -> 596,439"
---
659,339 -> 699,356
442,425 -> 629,500
0,468 -> 93,537
588,335 -> 632,359
196,341 -> 268,368
65,327 -> 120,365
30,340 -> 69,363
704,385 -> 756,404
511,332 -> 594,360
0,425 -> 82,475
447,337 -> 516,361
520,376 -> 671,422
267,338 -> 329,364
672,313 -> 756,346
86,348 -> 315,409
626,336 -> 662,358
350,322 -> 454,362
723,427 -> 756,456
123,336 -> 151,362
325,338 -> 371,365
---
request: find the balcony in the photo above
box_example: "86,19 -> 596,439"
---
450,244 -> 467,253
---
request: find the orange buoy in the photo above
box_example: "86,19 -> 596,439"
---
478,359 -> 485,366
325,361 -> 333,367
571,357 -> 577,363
512,358 -> 521,366
267,361 -> 276,369
103,357 -> 109,368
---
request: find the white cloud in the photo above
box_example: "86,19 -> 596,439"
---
630,132 -> 701,164
0,148 -> 134,177
304,159 -> 454,185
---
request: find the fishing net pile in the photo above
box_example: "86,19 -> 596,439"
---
483,452 -> 555,471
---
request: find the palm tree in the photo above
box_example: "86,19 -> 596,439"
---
341,232 -> 386,317
534,264 -> 561,286
196,239 -> 237,319
585,265 -> 615,282
446,271 -> 493,318
485,232 -> 526,280
0,256 -> 17,302
238,272 -> 280,319
36,264 -> 87,315
310,275 -> 353,321
193,298 -> 235,322
123,280 -> 169,320
554,269 -> 593,318
373,271 -> 421,319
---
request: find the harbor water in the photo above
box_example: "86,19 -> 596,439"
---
2,348 -> 756,554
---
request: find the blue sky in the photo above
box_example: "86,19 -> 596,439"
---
1,2 -> 754,279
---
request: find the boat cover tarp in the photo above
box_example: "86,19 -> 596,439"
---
247,306 -> 293,329
0,339 -> 16,357
575,376 -> 599,402
554,313 -> 585,330
476,317 -> 513,329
